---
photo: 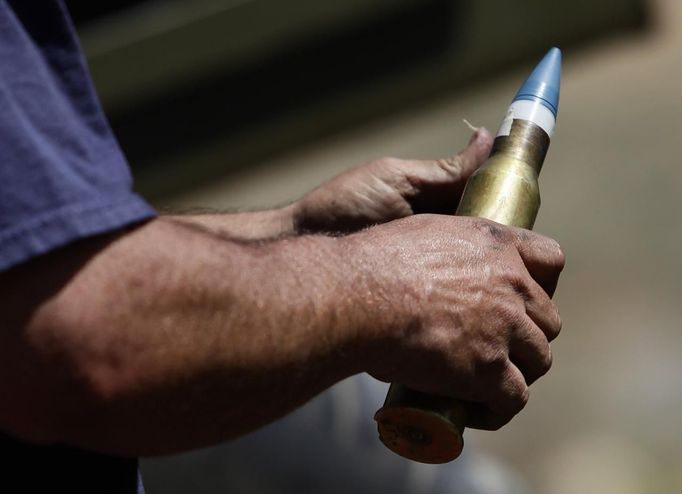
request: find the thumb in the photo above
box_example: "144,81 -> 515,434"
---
402,128 -> 493,186
400,128 -> 493,215
439,127 -> 494,181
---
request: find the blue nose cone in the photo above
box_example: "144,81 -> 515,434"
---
513,47 -> 561,116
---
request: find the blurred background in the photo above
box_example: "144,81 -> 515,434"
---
67,0 -> 682,492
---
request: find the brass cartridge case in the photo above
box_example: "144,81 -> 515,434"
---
375,119 -> 550,464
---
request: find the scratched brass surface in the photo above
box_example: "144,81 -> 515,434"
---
458,119 -> 548,227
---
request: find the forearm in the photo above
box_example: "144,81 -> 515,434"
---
168,203 -> 298,240
0,217 -> 374,456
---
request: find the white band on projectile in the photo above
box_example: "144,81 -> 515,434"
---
495,99 -> 556,138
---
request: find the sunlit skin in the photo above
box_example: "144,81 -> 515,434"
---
0,129 -> 563,456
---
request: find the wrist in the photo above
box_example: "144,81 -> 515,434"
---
324,230 -> 415,377
246,233 -> 368,380
260,230 -> 404,377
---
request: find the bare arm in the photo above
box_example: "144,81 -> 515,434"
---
0,217 -> 374,456
0,130 -> 564,456
0,213 -> 563,457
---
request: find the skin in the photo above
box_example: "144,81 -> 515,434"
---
0,128 -> 564,456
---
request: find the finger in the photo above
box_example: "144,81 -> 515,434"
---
466,362 -> 529,431
509,228 -> 565,297
434,127 -> 494,181
508,317 -> 553,385
396,129 -> 493,214
425,128 -> 493,184
516,275 -> 562,341
393,127 -> 493,184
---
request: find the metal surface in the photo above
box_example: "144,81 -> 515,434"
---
375,119 -> 550,463
457,119 -> 547,228
374,384 -> 466,463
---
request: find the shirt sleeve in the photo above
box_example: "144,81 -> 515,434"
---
0,1 -> 157,272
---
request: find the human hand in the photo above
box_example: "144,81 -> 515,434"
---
293,129 -> 493,233
343,214 -> 564,431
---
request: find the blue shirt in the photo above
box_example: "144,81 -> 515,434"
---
0,1 -> 155,492
0,0 -> 155,271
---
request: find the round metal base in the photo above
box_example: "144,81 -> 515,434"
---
374,406 -> 464,464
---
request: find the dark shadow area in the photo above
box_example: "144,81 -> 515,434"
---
106,0 -> 461,183
66,0 -> 148,24
71,0 -> 651,202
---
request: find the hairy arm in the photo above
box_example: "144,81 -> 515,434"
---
0,212 -> 564,457
0,217 -> 380,456
0,130 -> 564,457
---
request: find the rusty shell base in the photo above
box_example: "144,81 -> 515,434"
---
375,385 -> 466,463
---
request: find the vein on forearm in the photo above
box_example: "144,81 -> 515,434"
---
0,216 -> 363,455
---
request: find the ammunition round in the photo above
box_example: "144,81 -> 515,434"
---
375,47 -> 561,464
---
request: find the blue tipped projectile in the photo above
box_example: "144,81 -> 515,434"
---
513,47 -> 561,116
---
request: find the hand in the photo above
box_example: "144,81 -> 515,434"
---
293,129 -> 493,233
343,214 -> 564,431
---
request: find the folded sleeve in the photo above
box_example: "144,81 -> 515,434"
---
0,1 -> 156,271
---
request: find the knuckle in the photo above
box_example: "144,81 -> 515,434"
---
537,298 -> 562,341
498,300 -> 526,328
374,156 -> 403,171
546,239 -> 566,271
553,251 -> 566,272
509,385 -> 530,413
538,345 -> 553,375
475,218 -> 511,243
550,308 -> 562,340
487,417 -> 509,432
475,347 -> 508,374
489,307 -> 525,344
436,155 -> 465,176
505,272 -> 531,300
378,156 -> 399,165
